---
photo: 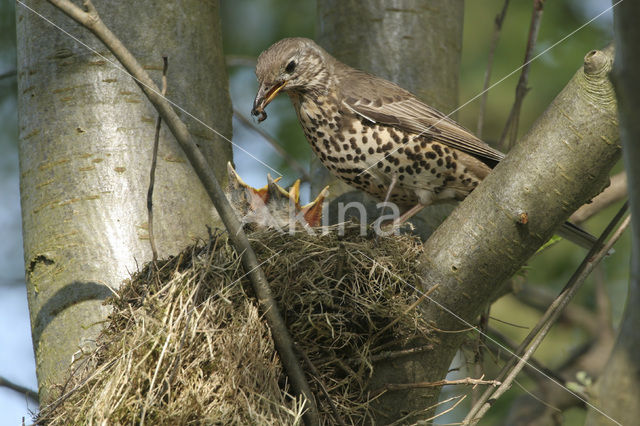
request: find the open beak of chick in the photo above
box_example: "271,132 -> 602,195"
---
251,80 -> 287,122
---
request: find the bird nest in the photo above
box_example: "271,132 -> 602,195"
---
36,224 -> 436,425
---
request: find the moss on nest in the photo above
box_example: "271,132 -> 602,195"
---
37,225 -> 436,425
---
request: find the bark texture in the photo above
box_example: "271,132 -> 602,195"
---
415,46 -> 619,417
16,0 -> 232,404
585,3 -> 640,424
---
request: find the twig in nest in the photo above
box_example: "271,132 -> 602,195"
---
296,344 -> 347,426
368,344 -> 434,363
464,202 -> 629,425
499,0 -> 544,151
476,0 -> 510,138
374,377 -> 501,397
372,284 -> 438,339
147,56 -> 168,265
46,1 -> 319,423
387,394 -> 467,426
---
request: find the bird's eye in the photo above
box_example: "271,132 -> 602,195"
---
285,60 -> 296,73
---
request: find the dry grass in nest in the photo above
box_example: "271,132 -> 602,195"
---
37,224 -> 436,425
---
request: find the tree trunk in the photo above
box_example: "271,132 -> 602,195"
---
585,2 -> 640,424
316,1 -> 465,422
16,0 -> 232,404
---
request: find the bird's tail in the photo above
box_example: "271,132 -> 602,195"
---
557,221 -> 598,250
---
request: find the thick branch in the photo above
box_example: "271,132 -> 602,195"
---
412,47 -> 619,414
47,1 -> 318,423
419,46 -> 618,329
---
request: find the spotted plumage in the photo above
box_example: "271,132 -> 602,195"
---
251,37 -> 595,248
252,38 -> 500,211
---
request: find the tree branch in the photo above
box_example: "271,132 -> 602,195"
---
147,56 -> 168,265
419,46 -> 618,327
0,376 -> 38,404
415,46 -> 619,416
499,0 -> 544,150
485,327 -> 563,384
570,171 -> 627,224
466,205 -> 629,424
476,0 -> 510,138
46,1 -> 318,423
375,377 -> 501,396
0,68 -> 16,80
503,268 -> 616,425
514,284 -> 601,335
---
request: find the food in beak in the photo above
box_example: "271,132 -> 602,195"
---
251,81 -> 286,122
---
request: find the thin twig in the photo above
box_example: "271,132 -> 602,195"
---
485,327 -> 564,385
472,305 -> 490,404
225,54 -> 257,68
488,315 -> 529,329
367,344 -> 434,363
372,284 -> 438,339
296,344 -> 347,426
46,1 -> 319,423
148,56 -> 168,265
376,377 -> 501,396
499,0 -> 544,150
593,265 -> 613,333
570,171 -> 627,224
420,394 -> 467,424
514,284 -> 600,335
0,69 -> 16,80
476,0 -> 510,138
0,376 -> 38,404
386,394 -> 466,426
464,202 -> 629,425
233,108 -> 311,182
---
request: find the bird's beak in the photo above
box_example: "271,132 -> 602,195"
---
251,80 -> 287,122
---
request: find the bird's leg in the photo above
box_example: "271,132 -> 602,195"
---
375,173 -> 398,241
381,172 -> 398,214
393,204 -> 426,226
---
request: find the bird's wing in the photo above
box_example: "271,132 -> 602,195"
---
338,69 -> 505,165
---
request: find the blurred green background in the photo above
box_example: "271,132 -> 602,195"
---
0,0 -> 627,424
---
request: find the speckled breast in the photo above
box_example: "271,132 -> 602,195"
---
291,93 -> 482,209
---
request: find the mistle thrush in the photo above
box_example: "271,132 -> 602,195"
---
251,37 -> 595,248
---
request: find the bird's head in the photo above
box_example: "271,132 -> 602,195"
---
252,37 -> 331,122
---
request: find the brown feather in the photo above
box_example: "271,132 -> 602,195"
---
335,65 -> 505,167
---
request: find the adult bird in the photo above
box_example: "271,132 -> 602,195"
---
251,37 -> 595,248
